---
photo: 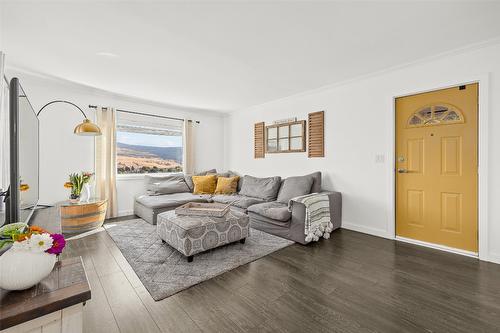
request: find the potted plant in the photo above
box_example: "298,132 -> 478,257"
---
0,224 -> 66,290
64,172 -> 94,203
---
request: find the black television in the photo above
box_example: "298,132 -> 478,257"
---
3,78 -> 39,225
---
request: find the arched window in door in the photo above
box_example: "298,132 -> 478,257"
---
407,104 -> 464,128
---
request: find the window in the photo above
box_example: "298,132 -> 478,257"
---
407,104 -> 464,128
116,112 -> 183,175
266,120 -> 306,153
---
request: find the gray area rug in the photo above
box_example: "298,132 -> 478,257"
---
104,218 -> 294,301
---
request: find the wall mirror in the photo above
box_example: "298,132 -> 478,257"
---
266,120 -> 306,153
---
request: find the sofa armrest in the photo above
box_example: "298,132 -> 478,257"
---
325,191 -> 342,230
289,191 -> 342,244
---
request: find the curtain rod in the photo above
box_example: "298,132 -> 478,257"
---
87,105 -> 200,124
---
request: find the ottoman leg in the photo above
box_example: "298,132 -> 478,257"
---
240,238 -> 246,244
187,255 -> 194,263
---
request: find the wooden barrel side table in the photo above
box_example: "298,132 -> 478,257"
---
60,199 -> 108,234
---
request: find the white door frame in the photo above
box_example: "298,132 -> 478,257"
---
387,73 -> 490,261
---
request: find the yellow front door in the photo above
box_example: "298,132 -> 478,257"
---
396,84 -> 478,253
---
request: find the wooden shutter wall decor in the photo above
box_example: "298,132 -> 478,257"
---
254,122 -> 265,158
308,111 -> 325,157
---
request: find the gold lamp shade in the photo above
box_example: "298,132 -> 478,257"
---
37,100 -> 102,137
74,119 -> 102,136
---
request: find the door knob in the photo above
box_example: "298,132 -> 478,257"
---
397,168 -> 408,173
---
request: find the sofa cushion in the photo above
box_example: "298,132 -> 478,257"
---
247,202 -> 291,222
135,192 -> 211,209
184,169 -> 217,191
248,212 -> 291,228
212,172 -> 230,178
145,174 -> 190,195
192,175 -> 217,194
276,174 -> 314,204
214,176 -> 239,195
212,194 -> 264,210
227,170 -> 243,191
239,175 -> 282,201
309,171 -> 322,193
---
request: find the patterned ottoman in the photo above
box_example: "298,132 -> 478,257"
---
157,208 -> 250,262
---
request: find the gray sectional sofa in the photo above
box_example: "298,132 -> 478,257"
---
133,170 -> 342,244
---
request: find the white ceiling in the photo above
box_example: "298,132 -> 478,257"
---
2,1 -> 500,112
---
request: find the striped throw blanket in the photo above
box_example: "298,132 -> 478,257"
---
288,193 -> 334,242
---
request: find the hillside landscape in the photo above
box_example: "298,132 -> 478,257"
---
117,142 -> 182,174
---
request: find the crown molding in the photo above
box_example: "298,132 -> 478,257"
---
7,36 -> 500,117
5,64 -> 226,117
230,36 -> 500,114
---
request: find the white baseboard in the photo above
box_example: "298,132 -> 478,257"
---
395,236 -> 478,258
341,222 -> 500,265
341,222 -> 393,239
488,252 -> 500,265
117,210 -> 134,217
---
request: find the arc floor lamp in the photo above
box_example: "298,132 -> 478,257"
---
36,100 -> 101,136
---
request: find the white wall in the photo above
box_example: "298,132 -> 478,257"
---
0,3 -> 4,50
5,69 -> 225,216
225,42 -> 500,264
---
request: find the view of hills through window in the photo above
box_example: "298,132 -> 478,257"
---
116,131 -> 183,174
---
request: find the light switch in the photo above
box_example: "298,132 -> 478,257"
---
375,154 -> 385,164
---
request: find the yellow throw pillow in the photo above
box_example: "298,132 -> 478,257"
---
192,175 -> 217,194
214,176 -> 240,195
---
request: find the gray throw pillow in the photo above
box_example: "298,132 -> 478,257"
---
220,172 -> 230,178
184,169 -> 217,191
145,175 -> 169,194
239,175 -> 282,201
211,172 -> 230,178
227,170 -> 243,191
145,174 -> 190,195
277,175 -> 314,204
308,171 -> 322,193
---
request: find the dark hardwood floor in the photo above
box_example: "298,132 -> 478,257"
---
60,225 -> 500,333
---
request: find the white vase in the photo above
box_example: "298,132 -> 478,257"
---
0,249 -> 56,290
84,183 -> 92,202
